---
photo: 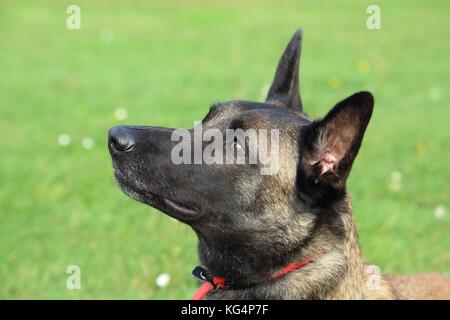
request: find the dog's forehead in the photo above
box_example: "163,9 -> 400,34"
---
203,100 -> 311,128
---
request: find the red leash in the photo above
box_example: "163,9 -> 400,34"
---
191,277 -> 225,300
192,248 -> 326,300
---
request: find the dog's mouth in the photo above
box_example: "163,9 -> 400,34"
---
114,169 -> 202,222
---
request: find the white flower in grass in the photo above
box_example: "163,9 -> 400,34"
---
100,28 -> 114,44
156,273 -> 171,288
57,134 -> 71,146
434,205 -> 446,220
389,171 -> 402,192
114,107 -> 128,121
81,137 -> 94,150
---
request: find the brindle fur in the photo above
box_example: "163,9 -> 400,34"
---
108,29 -> 450,300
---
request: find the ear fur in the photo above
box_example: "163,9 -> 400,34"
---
300,91 -> 374,189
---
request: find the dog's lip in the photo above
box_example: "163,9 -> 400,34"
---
114,169 -> 202,221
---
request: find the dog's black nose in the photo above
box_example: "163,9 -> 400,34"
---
108,126 -> 135,153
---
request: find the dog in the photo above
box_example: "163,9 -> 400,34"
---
108,29 -> 450,299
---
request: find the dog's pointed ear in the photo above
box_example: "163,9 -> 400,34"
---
300,92 -> 374,188
266,29 -> 303,111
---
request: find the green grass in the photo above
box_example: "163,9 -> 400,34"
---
0,0 -> 448,299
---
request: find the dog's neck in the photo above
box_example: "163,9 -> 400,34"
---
196,196 -> 384,299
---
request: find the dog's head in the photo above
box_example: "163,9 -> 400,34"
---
108,29 -> 373,278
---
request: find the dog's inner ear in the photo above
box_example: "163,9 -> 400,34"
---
266,29 -> 303,112
301,92 -> 374,189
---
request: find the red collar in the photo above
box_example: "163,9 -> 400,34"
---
192,248 -> 326,300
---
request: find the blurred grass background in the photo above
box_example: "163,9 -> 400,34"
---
0,0 -> 448,299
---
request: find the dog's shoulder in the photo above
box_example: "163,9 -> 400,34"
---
384,273 -> 450,300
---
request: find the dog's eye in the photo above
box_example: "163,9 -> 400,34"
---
232,139 -> 243,153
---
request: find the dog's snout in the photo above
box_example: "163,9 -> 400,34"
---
108,126 -> 136,153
